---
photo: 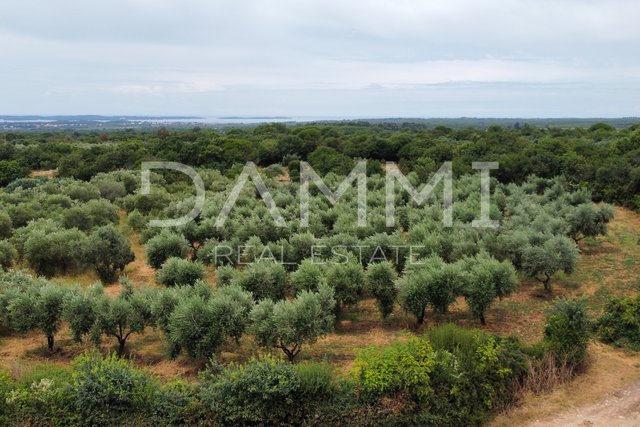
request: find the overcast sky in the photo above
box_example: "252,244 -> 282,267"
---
1,0 -> 639,117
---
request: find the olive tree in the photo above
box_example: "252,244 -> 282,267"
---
0,210 -> 13,239
459,255 -> 518,325
365,261 -> 398,319
23,228 -> 89,276
157,258 -> 206,287
7,282 -> 67,351
62,283 -> 104,343
285,232 -> 316,266
235,261 -> 288,301
87,224 -> 135,283
125,210 -> 147,233
91,279 -> 154,356
325,260 -> 365,313
250,284 -> 335,362
0,240 -> 17,271
167,285 -> 253,359
397,257 -> 465,324
290,259 -> 324,292
146,230 -> 189,269
565,203 -> 614,244
521,235 -> 579,291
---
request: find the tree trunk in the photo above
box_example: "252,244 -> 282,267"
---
118,338 -> 126,356
417,308 -> 425,325
280,344 -> 300,363
47,334 -> 54,352
543,275 -> 552,292
479,313 -> 486,325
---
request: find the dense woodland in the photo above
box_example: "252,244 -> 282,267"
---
0,122 -> 638,426
0,122 -> 639,208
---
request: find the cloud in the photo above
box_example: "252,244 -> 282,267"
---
0,0 -> 639,116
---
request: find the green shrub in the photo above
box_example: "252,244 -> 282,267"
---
351,325 -> 528,426
200,356 -> 304,426
5,365 -> 74,426
0,371 -> 15,426
544,298 -> 590,368
596,293 -> 640,351
294,361 -> 335,400
425,325 -> 528,425
352,338 -> 436,401
70,352 -> 157,426
157,257 -> 206,287
150,380 -> 206,426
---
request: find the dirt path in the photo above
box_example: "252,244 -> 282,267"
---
526,382 -> 640,426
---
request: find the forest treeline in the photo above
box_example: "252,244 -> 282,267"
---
1,121 -> 639,208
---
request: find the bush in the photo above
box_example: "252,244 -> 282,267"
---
200,356 -> 304,426
0,371 -> 14,426
150,380 -> 205,426
157,258 -> 206,287
596,293 -> 640,351
70,352 -> 157,426
544,298 -> 590,368
146,231 -> 189,270
352,338 -> 435,401
424,325 -> 528,425
352,325 -> 528,426
294,361 -> 335,400
4,364 -> 73,426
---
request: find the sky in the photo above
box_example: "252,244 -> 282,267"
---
1,0 -> 639,118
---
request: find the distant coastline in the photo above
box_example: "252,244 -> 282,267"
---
1,115 -> 640,131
